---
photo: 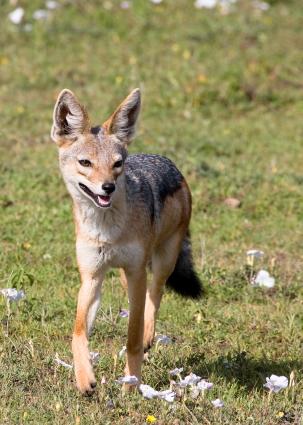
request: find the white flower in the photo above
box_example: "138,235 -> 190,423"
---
247,249 -> 264,258
212,398 -> 224,408
119,309 -> 129,318
246,249 -> 264,266
157,389 -> 176,403
169,367 -> 184,376
264,375 -> 288,393
155,334 -> 172,345
197,379 -> 213,390
116,375 -> 139,385
179,373 -> 201,387
150,0 -> 162,3
8,7 -> 24,24
140,384 -> 159,399
0,288 -> 25,302
33,9 -> 49,20
194,0 -> 217,9
118,345 -> 127,358
252,0 -> 269,11
120,1 -> 130,8
46,0 -> 59,9
139,384 -> 176,402
54,353 -> 73,369
90,351 -> 100,364
253,270 -> 275,288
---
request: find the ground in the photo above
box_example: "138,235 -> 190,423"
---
0,0 -> 302,424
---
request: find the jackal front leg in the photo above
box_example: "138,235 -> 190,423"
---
72,270 -> 103,395
124,267 -> 147,390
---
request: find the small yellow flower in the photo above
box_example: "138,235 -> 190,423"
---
128,56 -> 137,65
146,415 -> 157,424
22,242 -> 31,250
182,50 -> 191,60
55,402 -> 61,411
197,74 -> 207,84
16,106 -> 25,114
115,75 -> 123,85
171,43 -> 180,52
276,411 -> 284,418
0,56 -> 9,65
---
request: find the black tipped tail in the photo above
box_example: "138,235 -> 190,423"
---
166,233 -> 202,299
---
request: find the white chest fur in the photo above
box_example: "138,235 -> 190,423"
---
75,201 -> 144,273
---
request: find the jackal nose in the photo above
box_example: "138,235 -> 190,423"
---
102,182 -> 115,194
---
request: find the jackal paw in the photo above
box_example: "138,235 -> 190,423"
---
75,366 -> 97,396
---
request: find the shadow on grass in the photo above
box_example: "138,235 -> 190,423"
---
183,351 -> 302,393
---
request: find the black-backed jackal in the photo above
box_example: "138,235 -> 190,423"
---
51,88 -> 202,394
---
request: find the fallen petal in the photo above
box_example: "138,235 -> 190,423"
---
197,379 -> 214,390
0,288 -> 25,302
139,384 -> 159,399
155,334 -> 172,345
158,389 -> 176,402
119,309 -> 129,318
116,375 -> 139,385
120,1 -> 130,8
264,375 -> 288,393
169,367 -> 184,376
212,398 -> 224,408
54,353 -> 73,369
33,9 -> 50,20
179,372 -> 201,387
140,384 -> 175,402
246,249 -> 264,258
46,0 -> 59,9
195,0 -> 217,9
252,0 -> 269,11
254,270 -> 275,288
8,7 -> 24,24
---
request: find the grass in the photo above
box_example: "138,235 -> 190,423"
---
0,0 -> 303,423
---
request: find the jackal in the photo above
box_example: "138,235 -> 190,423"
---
51,88 -> 202,394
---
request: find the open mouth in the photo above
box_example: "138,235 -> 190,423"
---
79,183 -> 112,208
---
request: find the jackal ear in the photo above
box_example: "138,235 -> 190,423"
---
103,88 -> 141,145
51,89 -> 90,144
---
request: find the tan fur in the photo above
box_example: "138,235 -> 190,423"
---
51,89 -> 192,395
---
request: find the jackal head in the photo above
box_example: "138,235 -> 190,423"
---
51,89 -> 141,209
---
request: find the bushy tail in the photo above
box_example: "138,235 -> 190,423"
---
166,232 -> 202,299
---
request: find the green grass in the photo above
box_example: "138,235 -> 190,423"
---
1,0 -> 303,423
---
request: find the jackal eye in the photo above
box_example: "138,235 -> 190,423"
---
113,160 -> 123,168
78,159 -> 92,167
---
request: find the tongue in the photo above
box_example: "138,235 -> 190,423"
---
97,195 -> 110,206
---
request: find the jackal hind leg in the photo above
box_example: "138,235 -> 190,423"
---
143,231 -> 184,352
123,266 -> 147,390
